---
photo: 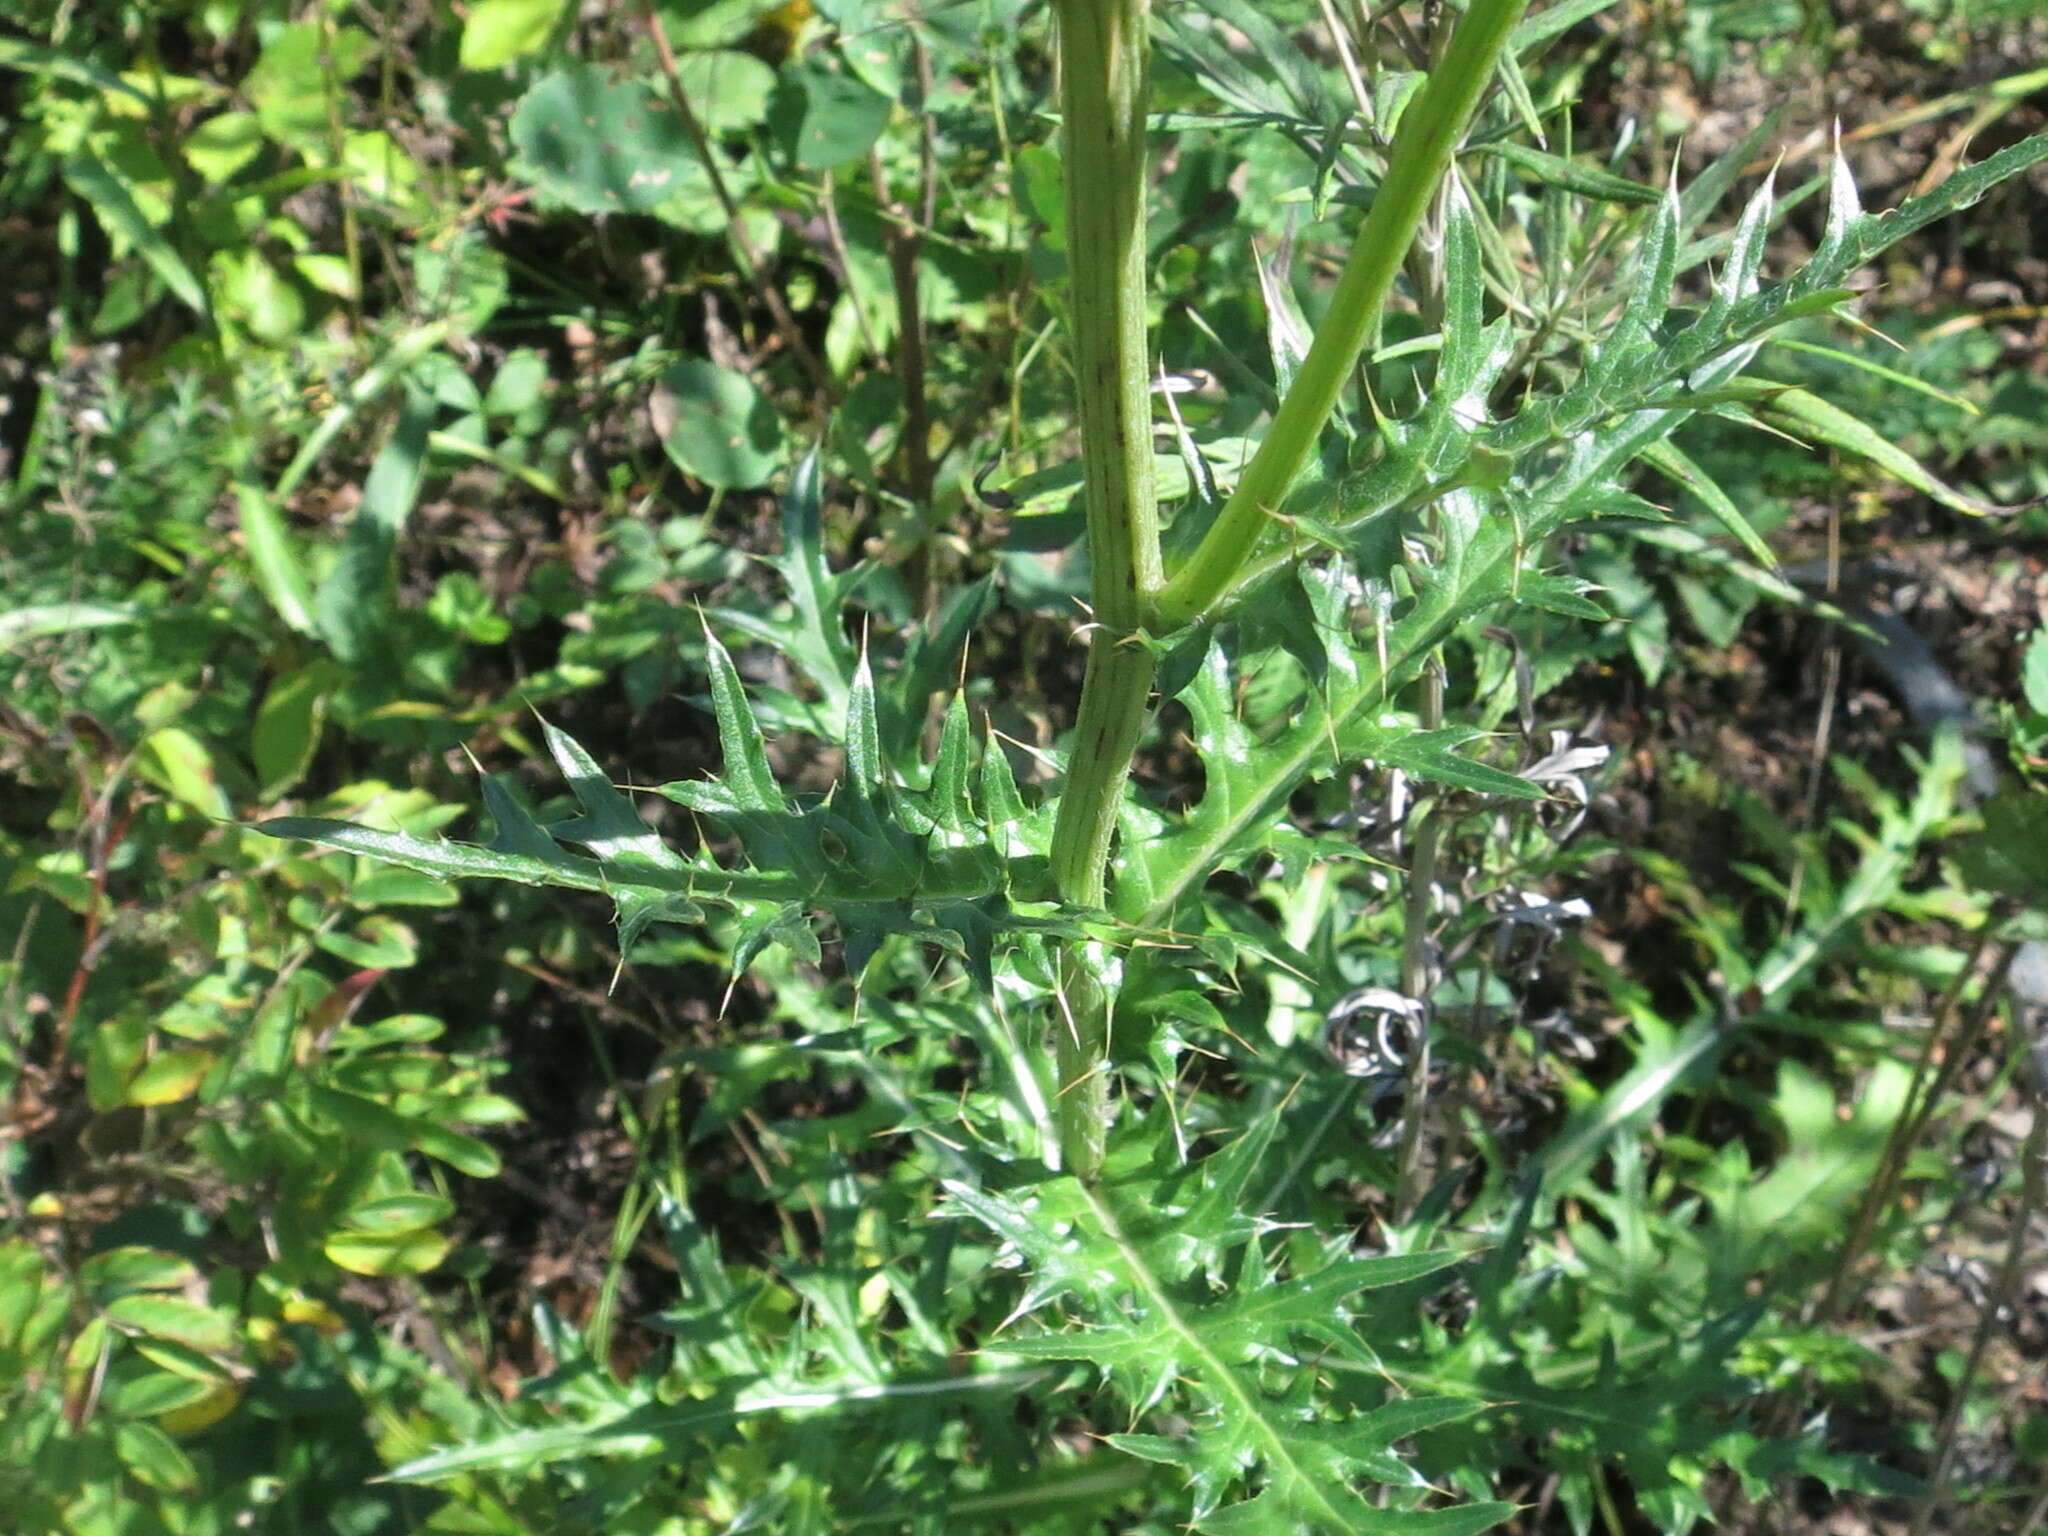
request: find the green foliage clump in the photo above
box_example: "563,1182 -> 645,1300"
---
5,0 -> 2048,1531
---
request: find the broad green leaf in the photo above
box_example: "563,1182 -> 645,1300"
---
114,1420 -> 199,1493
349,868 -> 460,906
245,23 -> 377,151
343,1193 -> 457,1233
771,60 -> 893,168
1958,791 -> 2048,905
672,49 -> 777,134
304,1084 -> 499,1176
252,665 -> 333,798
509,65 -> 707,216
185,109 -> 264,182
235,481 -> 318,637
412,1122 -> 501,1179
106,1370 -> 218,1421
659,359 -> 785,489
325,1227 -> 452,1276
104,1296 -> 235,1355
123,1050 -> 216,1108
136,728 -> 231,819
2025,632 -> 2048,715
210,247 -> 303,343
316,387 -> 435,662
460,0 -> 570,69
80,1249 -> 199,1299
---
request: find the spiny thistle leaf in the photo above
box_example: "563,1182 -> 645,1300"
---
266,667 -> 1073,988
950,1153 -> 1507,1535
709,452 -> 865,731
1128,136 -> 2048,939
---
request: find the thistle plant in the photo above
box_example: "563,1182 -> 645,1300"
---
258,0 -> 2048,1524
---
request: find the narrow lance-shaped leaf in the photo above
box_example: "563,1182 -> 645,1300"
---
1810,146 -> 1864,275
929,695 -> 975,837
702,628 -> 787,815
543,721 -> 692,879
1638,438 -> 1777,567
1435,181 -> 1490,409
1699,171 -> 1776,338
1587,181 -> 1679,398
1472,139 -> 1661,205
1760,386 -> 2029,517
843,648 -> 884,798
257,814 -> 793,902
63,154 -> 210,317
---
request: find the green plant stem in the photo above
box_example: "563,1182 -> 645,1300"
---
1044,0 -> 1162,1179
1150,0 -> 1527,631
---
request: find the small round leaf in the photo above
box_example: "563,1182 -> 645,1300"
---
658,360 -> 785,488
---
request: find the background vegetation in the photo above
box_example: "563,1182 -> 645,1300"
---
3,0 -> 2047,1531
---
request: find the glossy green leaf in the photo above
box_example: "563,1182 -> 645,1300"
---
252,665 -> 332,798
123,1049 -> 216,1108
325,1227 -> 452,1276
104,1296 -> 234,1355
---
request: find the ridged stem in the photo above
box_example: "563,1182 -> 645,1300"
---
1045,0 -> 1161,1179
1150,0 -> 1528,630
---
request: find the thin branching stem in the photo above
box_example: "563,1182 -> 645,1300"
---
1816,926 -> 2015,1324
1911,1106 -> 2045,1536
1395,658 -> 1446,1218
639,0 -> 835,400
